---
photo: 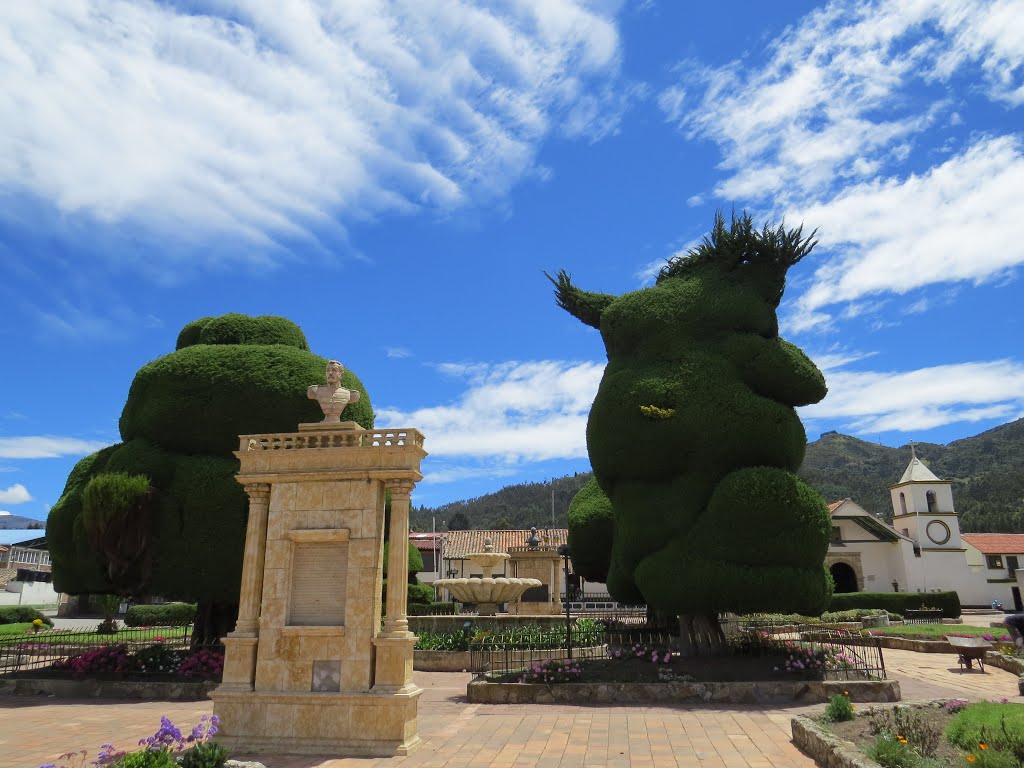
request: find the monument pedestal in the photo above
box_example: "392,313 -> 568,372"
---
211,426 -> 426,757
212,688 -> 423,756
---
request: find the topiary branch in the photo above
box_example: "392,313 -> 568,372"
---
658,211 -> 817,282
545,269 -> 616,329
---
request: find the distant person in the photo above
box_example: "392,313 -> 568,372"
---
1004,613 -> 1024,649
992,598 -> 1003,611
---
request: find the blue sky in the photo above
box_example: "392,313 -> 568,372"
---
2,0 -> 1023,523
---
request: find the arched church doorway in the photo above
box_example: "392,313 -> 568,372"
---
830,562 -> 858,593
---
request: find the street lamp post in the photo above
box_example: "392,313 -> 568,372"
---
557,543 -> 572,660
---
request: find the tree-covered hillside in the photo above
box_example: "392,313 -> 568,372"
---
410,473 -> 591,532
416,418 -> 1024,533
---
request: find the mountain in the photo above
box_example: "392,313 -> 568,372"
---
800,417 -> 1024,532
410,473 -> 591,532
0,512 -> 46,530
415,418 -> 1024,533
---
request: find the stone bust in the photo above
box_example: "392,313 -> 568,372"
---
307,359 -> 361,423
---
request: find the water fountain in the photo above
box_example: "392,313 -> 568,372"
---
433,539 -> 542,615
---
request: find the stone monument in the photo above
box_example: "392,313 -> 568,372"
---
506,527 -> 564,615
211,362 -> 426,756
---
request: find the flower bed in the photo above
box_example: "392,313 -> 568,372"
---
793,698 -> 1024,768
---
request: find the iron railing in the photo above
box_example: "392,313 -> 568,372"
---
470,618 -> 886,681
0,622 -> 220,677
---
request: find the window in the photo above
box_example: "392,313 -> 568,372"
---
1007,556 -> 1018,576
901,528 -> 910,537
986,555 -> 1004,569
926,491 -> 938,513
899,492 -> 907,515
830,527 -> 843,545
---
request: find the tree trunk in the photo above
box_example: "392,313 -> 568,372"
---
193,600 -> 238,648
677,613 -> 726,656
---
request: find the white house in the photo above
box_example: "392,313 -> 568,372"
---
826,448 -> 1021,609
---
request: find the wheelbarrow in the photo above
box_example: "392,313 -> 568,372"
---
945,636 -> 993,673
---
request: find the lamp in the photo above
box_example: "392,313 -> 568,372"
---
891,579 -> 899,593
557,543 -> 572,659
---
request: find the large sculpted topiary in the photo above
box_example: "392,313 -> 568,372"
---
46,314 -> 373,640
550,213 -> 833,651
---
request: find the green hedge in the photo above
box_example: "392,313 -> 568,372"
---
124,602 -> 197,626
820,608 -> 903,622
0,606 -> 52,626
829,591 -> 960,618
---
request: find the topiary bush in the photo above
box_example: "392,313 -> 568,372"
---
125,603 -> 197,627
551,212 -> 831,649
47,314 -> 374,642
566,477 -> 613,583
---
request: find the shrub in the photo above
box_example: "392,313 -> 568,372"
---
52,645 -> 133,678
0,606 -> 52,626
828,591 -> 960,618
820,609 -> 903,623
823,693 -> 856,722
125,603 -> 196,627
407,582 -> 435,605
176,648 -> 224,680
519,659 -> 582,684
131,642 -> 189,675
179,741 -> 229,768
864,733 -> 924,768
415,631 -> 468,651
867,705 -> 941,757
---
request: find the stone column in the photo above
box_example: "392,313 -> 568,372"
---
233,483 -> 272,636
383,479 -> 415,636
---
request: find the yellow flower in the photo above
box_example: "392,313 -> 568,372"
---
979,743 -> 988,751
967,755 -> 977,762
897,736 -> 907,744
851,705 -> 857,710
843,691 -> 849,696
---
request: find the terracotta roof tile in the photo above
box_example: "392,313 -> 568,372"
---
960,533 -> 1024,556
443,529 -> 567,559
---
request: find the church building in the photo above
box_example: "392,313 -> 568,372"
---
826,447 -> 1024,610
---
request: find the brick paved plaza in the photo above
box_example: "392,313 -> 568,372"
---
2,643 -> 1022,768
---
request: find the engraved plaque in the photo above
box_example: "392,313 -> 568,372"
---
289,542 -> 348,626
312,660 -> 341,692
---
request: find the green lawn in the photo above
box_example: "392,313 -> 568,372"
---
872,624 -> 1012,641
0,623 -> 34,635
0,624 -> 190,645
946,702 -> 1024,752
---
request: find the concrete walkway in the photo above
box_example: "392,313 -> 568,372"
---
2,649 -> 1021,768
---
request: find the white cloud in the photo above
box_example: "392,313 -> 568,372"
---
0,1 -> 627,268
377,360 -> 603,461
0,436 -> 110,459
0,483 -> 31,504
420,465 -> 520,485
787,136 -> 1024,328
384,347 -> 413,359
801,359 -> 1024,434
661,0 -> 1024,203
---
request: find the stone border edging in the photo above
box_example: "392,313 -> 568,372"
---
0,677 -> 218,700
983,652 -> 1024,676
791,714 -> 881,768
467,679 -> 899,705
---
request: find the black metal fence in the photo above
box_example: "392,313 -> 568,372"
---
0,622 -> 221,677
471,616 -> 886,681
903,609 -> 945,625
